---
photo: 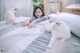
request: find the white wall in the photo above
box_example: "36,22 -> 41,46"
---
0,0 -> 33,21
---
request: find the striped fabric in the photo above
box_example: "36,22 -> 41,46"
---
0,25 -> 18,35
22,33 -> 80,53
22,32 -> 52,53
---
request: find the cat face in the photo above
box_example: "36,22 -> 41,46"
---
8,7 -> 17,14
53,21 -> 62,29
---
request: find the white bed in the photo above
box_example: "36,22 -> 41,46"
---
0,13 -> 80,53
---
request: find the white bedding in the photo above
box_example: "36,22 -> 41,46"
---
15,17 -> 30,23
0,13 -> 80,53
0,20 -> 50,53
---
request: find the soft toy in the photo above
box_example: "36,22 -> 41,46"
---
5,7 -> 17,24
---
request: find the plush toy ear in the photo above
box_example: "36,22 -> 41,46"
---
10,7 -> 17,12
14,8 -> 17,11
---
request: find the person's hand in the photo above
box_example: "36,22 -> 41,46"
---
27,22 -> 35,28
47,15 -> 51,19
22,20 -> 30,27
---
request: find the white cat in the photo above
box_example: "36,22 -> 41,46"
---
47,20 -> 71,48
5,7 -> 17,24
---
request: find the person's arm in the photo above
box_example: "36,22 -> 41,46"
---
29,16 -> 36,22
26,16 -> 47,28
22,16 -> 35,27
32,16 -> 48,23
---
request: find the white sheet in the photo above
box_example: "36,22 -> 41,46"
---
0,20 -> 50,38
15,17 -> 30,23
0,20 -> 50,53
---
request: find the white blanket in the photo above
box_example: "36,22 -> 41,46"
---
0,20 -> 50,53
